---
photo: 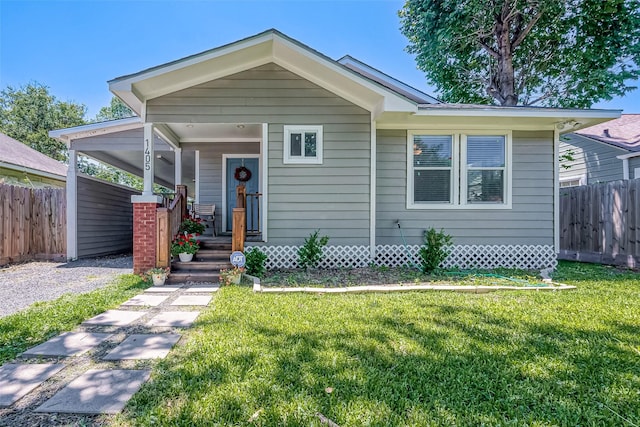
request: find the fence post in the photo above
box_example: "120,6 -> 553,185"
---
232,208 -> 246,253
156,208 -> 170,268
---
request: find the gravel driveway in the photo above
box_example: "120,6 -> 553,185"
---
0,255 -> 133,318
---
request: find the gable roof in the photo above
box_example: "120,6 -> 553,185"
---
0,132 -> 67,179
574,114 -> 640,152
337,55 -> 439,104
109,29 -> 417,117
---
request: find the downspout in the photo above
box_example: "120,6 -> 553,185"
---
553,129 -> 560,254
67,149 -> 78,260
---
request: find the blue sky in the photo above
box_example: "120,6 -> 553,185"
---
1,0 -> 638,118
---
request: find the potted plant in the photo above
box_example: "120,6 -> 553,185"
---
219,266 -> 245,285
179,217 -> 206,235
171,233 -> 200,262
147,267 -> 169,286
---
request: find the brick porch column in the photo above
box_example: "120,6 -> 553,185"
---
132,195 -> 163,275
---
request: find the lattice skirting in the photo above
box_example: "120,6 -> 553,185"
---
247,244 -> 557,270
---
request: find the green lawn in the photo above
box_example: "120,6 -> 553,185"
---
0,274 -> 149,364
115,261 -> 639,426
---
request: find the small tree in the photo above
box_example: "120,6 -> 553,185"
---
298,230 -> 329,270
418,228 -> 452,274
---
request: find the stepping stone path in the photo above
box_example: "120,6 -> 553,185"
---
0,282 -> 219,422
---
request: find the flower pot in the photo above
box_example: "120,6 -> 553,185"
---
151,274 -> 166,286
230,273 -> 242,284
179,252 -> 194,262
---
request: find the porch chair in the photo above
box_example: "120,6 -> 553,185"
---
193,203 -> 216,236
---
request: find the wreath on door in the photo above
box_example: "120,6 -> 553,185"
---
234,166 -> 252,182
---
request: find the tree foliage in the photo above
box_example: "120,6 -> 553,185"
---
93,96 -> 134,122
0,82 -> 86,160
400,0 -> 640,107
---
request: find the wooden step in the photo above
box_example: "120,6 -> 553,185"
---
167,272 -> 220,284
172,260 -> 232,271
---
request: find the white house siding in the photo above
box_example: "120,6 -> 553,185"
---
146,63 -> 372,245
559,134 -> 627,184
76,176 -> 137,257
376,129 -> 554,246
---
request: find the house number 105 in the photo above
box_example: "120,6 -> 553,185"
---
144,139 -> 151,171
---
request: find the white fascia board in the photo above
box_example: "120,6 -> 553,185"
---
415,106 -> 621,120
0,161 -> 66,181
617,151 -> 640,160
154,124 -> 180,150
49,117 -> 142,143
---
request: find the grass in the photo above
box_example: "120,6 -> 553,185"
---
0,274 -> 149,364
114,261 -> 640,426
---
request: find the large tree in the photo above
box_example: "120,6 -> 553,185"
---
0,82 -> 86,160
399,0 -> 640,107
93,96 -> 134,122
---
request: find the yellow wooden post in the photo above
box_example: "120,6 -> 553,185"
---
156,207 -> 170,267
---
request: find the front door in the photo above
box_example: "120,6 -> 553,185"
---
226,157 -> 259,231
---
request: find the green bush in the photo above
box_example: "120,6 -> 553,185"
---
245,247 -> 268,278
418,227 -> 452,273
298,230 -> 329,269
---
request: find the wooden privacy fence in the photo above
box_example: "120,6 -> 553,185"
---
559,179 -> 640,267
0,184 -> 66,265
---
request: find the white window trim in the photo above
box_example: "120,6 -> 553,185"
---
283,125 -> 323,164
407,130 -> 512,210
559,174 -> 587,187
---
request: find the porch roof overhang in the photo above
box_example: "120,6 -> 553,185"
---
376,104 -> 622,131
108,29 -> 419,119
49,118 -> 190,190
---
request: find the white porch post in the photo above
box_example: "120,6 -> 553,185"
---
143,123 -> 155,196
195,150 -> 200,203
174,147 -> 182,186
66,149 -> 78,260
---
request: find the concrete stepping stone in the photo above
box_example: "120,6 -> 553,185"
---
83,310 -> 147,326
121,294 -> 169,307
23,332 -> 113,357
145,285 -> 183,293
35,369 -> 150,414
103,334 -> 181,360
171,295 -> 212,306
185,284 -> 220,293
0,363 -> 65,407
146,311 -> 200,328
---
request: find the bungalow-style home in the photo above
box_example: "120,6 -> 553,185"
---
50,29 -> 620,274
559,114 -> 640,187
0,132 -> 67,188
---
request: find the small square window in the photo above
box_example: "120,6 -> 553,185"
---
284,125 -> 323,164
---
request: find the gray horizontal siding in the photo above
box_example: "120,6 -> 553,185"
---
151,63 -> 372,245
560,134 -> 627,184
184,141 -> 260,236
376,129 -> 554,246
629,157 -> 640,179
76,176 -> 137,257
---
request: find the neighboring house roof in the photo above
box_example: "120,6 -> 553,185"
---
574,114 -> 640,152
0,132 -> 67,180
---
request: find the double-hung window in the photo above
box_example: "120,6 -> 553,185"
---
283,125 -> 323,164
408,131 -> 511,209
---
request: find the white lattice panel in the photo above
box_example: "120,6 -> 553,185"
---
248,244 -> 557,270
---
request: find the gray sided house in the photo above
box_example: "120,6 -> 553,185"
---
559,114 -> 640,186
0,132 -> 67,188
51,30 -> 620,272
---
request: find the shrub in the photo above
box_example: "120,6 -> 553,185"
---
245,247 -> 267,278
298,230 -> 329,270
418,227 -> 452,274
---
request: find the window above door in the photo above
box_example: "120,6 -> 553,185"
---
283,125 -> 323,164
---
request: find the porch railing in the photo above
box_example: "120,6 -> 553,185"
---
246,192 -> 262,235
156,185 -> 187,268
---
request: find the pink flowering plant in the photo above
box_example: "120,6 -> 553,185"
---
171,233 -> 200,256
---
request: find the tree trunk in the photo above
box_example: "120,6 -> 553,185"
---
495,18 -> 518,106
